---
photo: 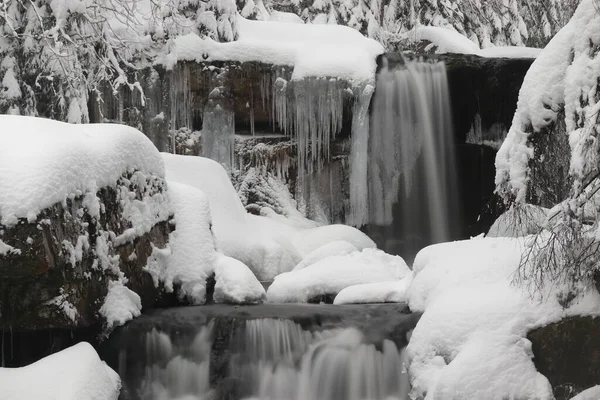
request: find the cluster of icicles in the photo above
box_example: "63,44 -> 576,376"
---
137,318 -> 410,400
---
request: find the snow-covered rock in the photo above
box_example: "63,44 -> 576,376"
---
293,240 -> 358,271
214,255 -> 266,304
495,0 -> 600,204
0,116 -> 172,331
571,386 -> 600,400
292,224 -> 376,257
160,14 -> 384,84
162,153 -> 301,281
0,342 -> 121,400
267,248 -> 409,303
487,204 -> 548,237
406,236 -> 600,400
99,281 -> 142,330
333,276 -> 412,305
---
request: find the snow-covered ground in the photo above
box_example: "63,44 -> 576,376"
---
160,14 -> 384,84
406,235 -> 600,399
0,342 -> 121,400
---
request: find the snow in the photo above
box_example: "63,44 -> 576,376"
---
145,182 -> 217,304
495,0 -> 600,202
269,10 -> 304,24
333,276 -> 412,305
160,14 -> 384,84
487,204 -> 548,237
405,26 -> 541,58
267,248 -> 410,303
406,236 -> 600,399
293,240 -> 358,271
0,342 -> 121,400
572,386 -> 600,400
292,224 -> 376,257
99,280 -> 142,330
162,153 -> 300,280
214,254 -> 266,304
0,238 -> 19,256
0,116 -> 164,226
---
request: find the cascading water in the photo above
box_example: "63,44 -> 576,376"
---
367,59 -> 459,254
113,307 -> 414,400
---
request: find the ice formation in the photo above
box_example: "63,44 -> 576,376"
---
202,87 -> 235,171
368,60 -> 458,244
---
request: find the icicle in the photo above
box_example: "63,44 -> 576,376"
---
202,87 -> 235,172
348,83 -> 374,227
169,64 -> 192,153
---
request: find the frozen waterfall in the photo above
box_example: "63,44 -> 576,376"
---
367,59 -> 459,247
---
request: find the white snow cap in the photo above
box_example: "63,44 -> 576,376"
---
99,280 -> 142,330
214,254 -> 266,304
161,14 -> 384,84
0,342 -> 121,400
267,248 -> 410,303
0,116 -> 164,226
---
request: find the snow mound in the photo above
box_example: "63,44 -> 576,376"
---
333,276 -> 412,305
99,280 -> 142,330
292,224 -> 376,257
406,26 -> 541,58
214,255 -> 266,304
0,116 -> 164,226
149,182 -> 217,304
293,240 -> 358,271
0,342 -> 121,400
162,153 -> 300,280
161,14 -> 384,84
406,236 -> 600,400
267,248 -> 409,303
487,204 -> 548,238
572,386 -> 600,400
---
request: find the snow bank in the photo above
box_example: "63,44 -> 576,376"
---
267,248 -> 410,303
0,115 -> 164,226
292,224 -> 376,257
293,240 -> 358,271
406,236 -> 600,399
214,255 -> 266,304
99,281 -> 142,330
572,386 -> 600,400
0,342 -> 121,400
333,276 -> 412,305
406,26 -> 541,58
495,0 -> 600,202
162,153 -> 300,280
160,14 -> 384,84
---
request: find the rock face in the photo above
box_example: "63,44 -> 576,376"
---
528,316 -> 600,400
0,171 -> 173,333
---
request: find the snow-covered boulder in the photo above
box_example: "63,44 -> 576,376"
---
495,0 -> 600,207
333,276 -> 412,305
214,255 -> 266,304
292,224 -> 376,257
406,236 -> 600,400
0,342 -> 121,400
267,248 -> 409,303
162,153 -> 301,280
0,116 -> 172,331
293,240 -> 358,271
487,204 -> 548,237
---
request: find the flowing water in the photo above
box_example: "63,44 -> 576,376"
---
368,58 -> 459,257
104,304 -> 417,400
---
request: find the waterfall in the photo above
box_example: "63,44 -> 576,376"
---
123,317 -> 410,400
368,59 -> 459,249
202,87 -> 235,172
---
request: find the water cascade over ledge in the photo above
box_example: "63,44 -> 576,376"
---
367,59 -> 460,255
103,304 -> 417,400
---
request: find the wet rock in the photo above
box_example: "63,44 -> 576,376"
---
528,316 -> 600,400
